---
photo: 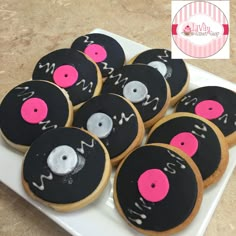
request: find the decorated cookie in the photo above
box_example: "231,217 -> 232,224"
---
32,48 -> 102,109
176,86 -> 236,147
129,49 -> 189,105
102,64 -> 171,128
114,143 -> 203,235
22,127 -> 111,212
147,113 -> 229,188
73,93 -> 145,165
71,33 -> 125,77
0,80 -> 73,152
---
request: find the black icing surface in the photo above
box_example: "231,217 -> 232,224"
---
132,49 -> 188,97
32,48 -> 98,106
23,127 -> 106,204
1,80 -> 70,146
73,94 -> 139,159
102,64 -> 168,122
71,33 -> 125,77
116,145 -> 198,232
176,86 -> 236,137
148,116 -> 222,180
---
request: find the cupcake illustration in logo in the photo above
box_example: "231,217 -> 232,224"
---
183,25 -> 192,36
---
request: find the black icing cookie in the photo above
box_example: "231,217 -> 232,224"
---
71,33 -> 125,77
0,80 -> 73,152
22,127 -> 111,212
114,143 -> 203,235
130,49 -> 189,105
32,48 -> 102,109
73,93 -> 145,165
102,64 -> 171,128
147,113 -> 229,188
176,86 -> 236,147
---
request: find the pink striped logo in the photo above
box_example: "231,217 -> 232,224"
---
172,1 -> 229,58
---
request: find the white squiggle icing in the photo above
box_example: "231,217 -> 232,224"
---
142,95 -> 159,111
158,49 -> 169,63
38,62 -> 56,74
101,62 -> 114,75
128,218 -> 142,225
76,79 -> 93,93
128,209 -> 147,219
181,95 -> 198,106
117,113 -> 135,125
76,139 -> 95,154
234,114 -> 236,126
218,113 -> 228,124
176,160 -> 186,169
111,73 -> 129,88
139,197 -> 152,210
15,86 -> 35,101
165,150 -> 186,173
83,35 -> 94,45
164,163 -> 176,174
192,123 -> 207,139
39,120 -> 58,130
128,197 -> 151,225
134,202 -> 143,211
194,123 -> 207,131
32,172 -> 53,191
167,150 -> 186,163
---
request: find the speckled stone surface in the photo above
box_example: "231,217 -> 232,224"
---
0,0 -> 235,235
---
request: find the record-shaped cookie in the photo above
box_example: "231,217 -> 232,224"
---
0,80 -> 73,152
114,143 -> 203,235
147,113 -> 229,188
71,33 -> 125,77
22,127 -> 111,212
129,49 -> 189,105
102,64 -> 171,128
176,86 -> 236,147
32,48 -> 102,109
73,93 -> 145,165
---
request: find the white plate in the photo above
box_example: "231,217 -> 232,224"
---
0,29 -> 236,236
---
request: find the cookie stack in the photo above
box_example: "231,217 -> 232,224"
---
0,32 -> 235,235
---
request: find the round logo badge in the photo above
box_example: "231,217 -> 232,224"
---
172,1 -> 229,58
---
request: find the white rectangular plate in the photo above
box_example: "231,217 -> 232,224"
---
0,29 -> 236,236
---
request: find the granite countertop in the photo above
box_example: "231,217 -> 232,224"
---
0,0 -> 235,235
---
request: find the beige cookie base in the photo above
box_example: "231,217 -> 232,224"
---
226,131 -> 236,148
144,80 -> 171,128
113,143 -> 203,236
22,128 -> 112,212
109,94 -> 145,166
147,112 -> 229,188
128,52 -> 190,107
0,80 -> 74,153
73,52 -> 103,111
169,63 -> 190,106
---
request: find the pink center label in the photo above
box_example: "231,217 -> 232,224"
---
137,169 -> 169,203
170,132 -> 198,157
53,65 -> 78,88
84,44 -> 107,63
195,100 -> 224,120
21,98 -> 48,124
